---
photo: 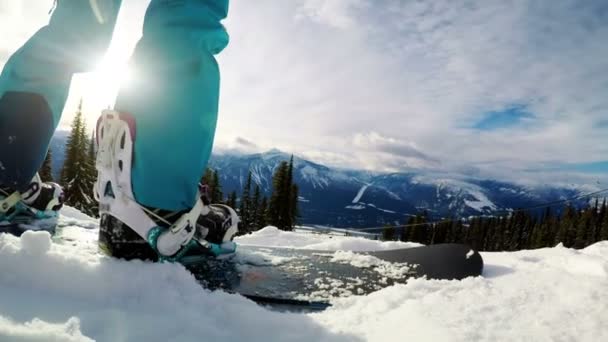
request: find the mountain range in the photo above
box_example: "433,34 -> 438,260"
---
49,134 -> 587,228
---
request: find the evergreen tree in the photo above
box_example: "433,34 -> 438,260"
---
601,202 -> 608,241
226,191 -> 238,209
382,224 -> 396,241
289,183 -> 299,228
211,170 -> 223,203
431,219 -> 450,245
39,149 -> 54,182
285,156 -> 299,229
408,212 -> 430,244
555,205 -> 574,246
266,157 -> 300,231
201,167 -> 213,186
267,162 -> 286,228
85,133 -> 98,216
588,199 -> 601,245
60,100 -> 95,215
256,196 -> 268,230
267,160 -> 299,231
250,185 -> 261,230
239,171 -> 253,231
574,208 -> 593,248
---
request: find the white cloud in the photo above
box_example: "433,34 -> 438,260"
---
2,0 -> 607,185
295,0 -> 369,29
217,0 -> 608,184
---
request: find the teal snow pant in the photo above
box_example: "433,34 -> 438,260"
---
0,0 -> 229,211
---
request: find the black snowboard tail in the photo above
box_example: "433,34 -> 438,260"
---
185,243 -> 483,311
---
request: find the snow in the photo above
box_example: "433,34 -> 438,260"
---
329,251 -> 413,279
421,177 -> 498,212
236,226 -> 420,251
352,184 -> 370,203
19,230 -> 52,256
345,204 -> 365,210
300,165 -> 330,189
0,207 -> 607,341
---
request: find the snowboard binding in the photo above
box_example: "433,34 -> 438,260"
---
0,173 -> 64,235
94,110 -> 238,262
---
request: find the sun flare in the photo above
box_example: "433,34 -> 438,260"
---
92,56 -> 133,93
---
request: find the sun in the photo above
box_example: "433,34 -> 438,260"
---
66,55 -> 135,129
84,54 -> 133,110
92,55 -> 133,93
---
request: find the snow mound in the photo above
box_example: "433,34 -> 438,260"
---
0,316 -> 91,342
0,230 -> 355,342
236,226 -> 421,251
0,206 -> 606,341
20,230 -> 52,256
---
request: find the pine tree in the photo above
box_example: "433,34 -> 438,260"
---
556,204 -> 578,247
382,224 -> 396,241
601,202 -> 608,241
39,149 -> 54,182
285,156 -> 299,230
408,212 -> 430,244
211,170 -> 223,203
60,100 -> 95,215
239,171 -> 253,231
574,208 -> 593,249
588,199 -> 601,245
201,167 -> 213,186
289,183 -> 299,228
268,161 -> 288,229
266,157 -> 299,231
226,191 -> 238,209
256,196 -> 268,230
250,185 -> 261,230
85,133 -> 98,216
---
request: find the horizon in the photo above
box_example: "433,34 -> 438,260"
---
48,129 -> 602,191
2,1 -> 607,187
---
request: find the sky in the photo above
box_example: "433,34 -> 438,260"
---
0,0 -> 607,187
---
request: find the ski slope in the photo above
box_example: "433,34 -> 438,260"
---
0,207 -> 607,342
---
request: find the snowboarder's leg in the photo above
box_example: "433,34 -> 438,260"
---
0,0 -> 121,190
0,1 -> 121,229
96,0 -> 237,261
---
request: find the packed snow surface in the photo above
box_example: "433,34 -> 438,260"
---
0,207 -> 607,342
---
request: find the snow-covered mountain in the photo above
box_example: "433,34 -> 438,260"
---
49,133 -> 588,228
208,150 -> 587,228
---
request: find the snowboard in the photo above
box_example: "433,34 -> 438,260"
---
183,243 -> 484,311
0,219 -> 57,236
0,223 -> 483,311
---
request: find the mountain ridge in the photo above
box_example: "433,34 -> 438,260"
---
49,134 -> 589,228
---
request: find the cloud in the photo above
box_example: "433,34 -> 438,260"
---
214,136 -> 264,155
295,0 -> 369,29
235,136 -> 258,148
353,132 -> 439,166
215,0 -> 608,185
2,0 -> 606,186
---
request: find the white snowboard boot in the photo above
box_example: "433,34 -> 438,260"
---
94,110 -> 238,261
